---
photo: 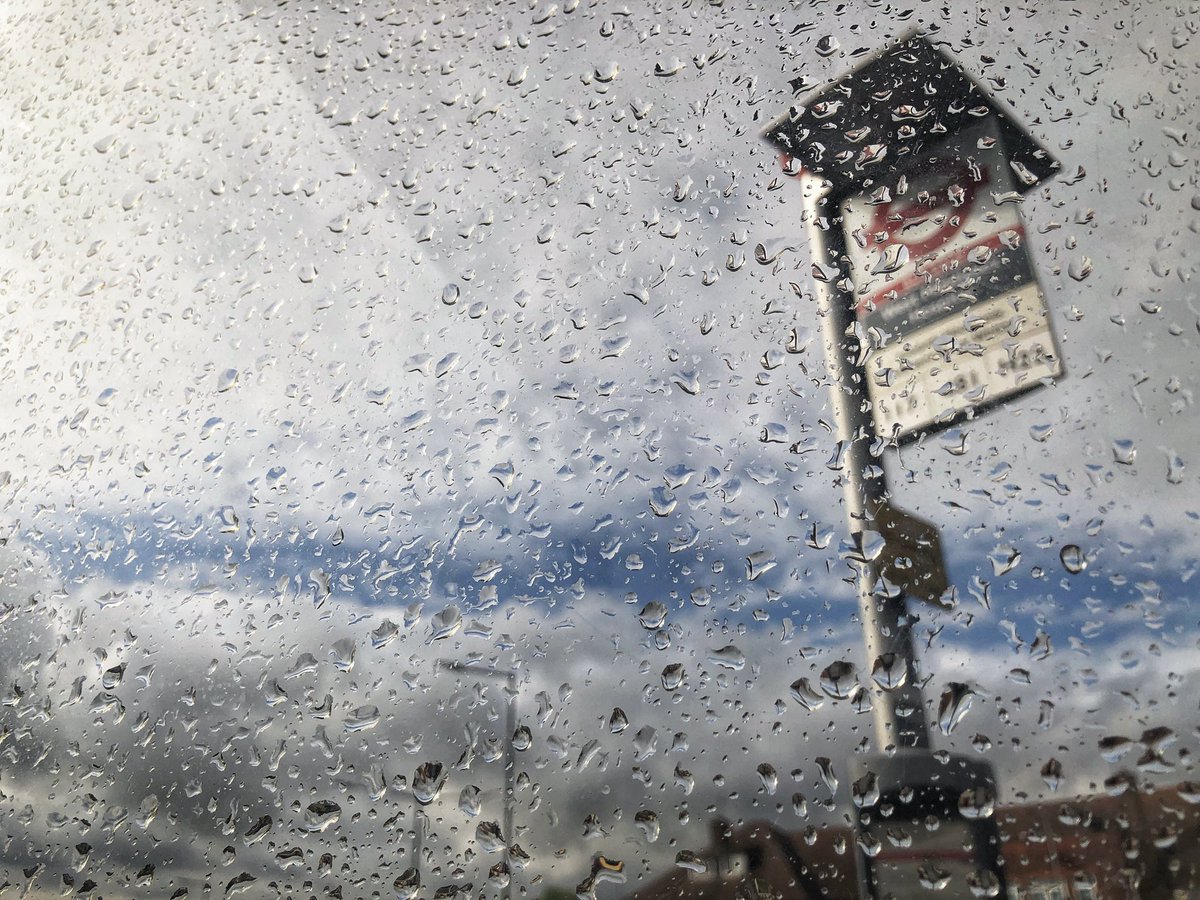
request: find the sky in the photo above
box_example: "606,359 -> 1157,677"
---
0,0 -> 1197,897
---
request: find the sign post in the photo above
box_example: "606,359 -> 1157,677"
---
765,33 -> 1062,899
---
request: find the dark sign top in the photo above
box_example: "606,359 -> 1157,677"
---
764,33 -> 1058,196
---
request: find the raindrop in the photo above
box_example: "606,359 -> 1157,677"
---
871,654 -> 908,690
958,786 -> 996,819
303,801 -> 341,833
101,664 -> 126,690
790,678 -> 824,711
792,793 -> 808,817
476,821 -> 506,853
226,874 -> 256,898
633,726 -> 657,759
918,864 -> 952,891
852,772 -> 879,809
937,683 -> 976,735
661,664 -> 684,690
1059,545 -> 1087,575
967,869 -> 1002,898
635,810 -> 660,842
394,868 -> 421,900
413,762 -> 446,805
637,602 -> 668,630
216,369 -> 240,392
1068,257 -> 1093,281
815,35 -> 840,57
654,58 -> 683,77
1178,782 -> 1200,805
819,661 -> 858,699
594,61 -> 619,83
512,725 -> 532,751
870,244 -> 909,275
370,620 -> 400,649
330,638 -> 356,672
427,606 -> 462,643
745,550 -> 776,581
459,785 -> 482,817
345,705 -> 381,733
1112,439 -> 1137,465
648,486 -> 677,516
1041,758 -> 1064,791
989,544 -> 1021,576
708,645 -> 745,671
756,762 -> 778,795
244,816 -> 272,845
815,757 -> 838,794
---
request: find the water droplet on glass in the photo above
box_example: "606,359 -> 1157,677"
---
745,550 -> 776,581
512,725 -> 532,751
661,664 -> 684,690
871,653 -> 908,690
216,369 -> 239,392
918,863 -> 952,891
1112,439 -> 1137,465
427,606 -> 462,643
303,801 -> 341,833
958,786 -> 996,819
967,869 -> 1002,898
674,850 -> 707,873
790,678 -> 825,711
635,810 -> 660,842
1069,257 -> 1093,281
852,771 -> 879,808
815,757 -> 838,794
345,705 -> 381,733
459,785 -> 482,817
637,601 -> 668,629
815,35 -> 840,57
937,682 -> 976,735
757,763 -> 778,795
654,58 -> 683,77
819,661 -> 858,699
394,868 -> 421,900
989,544 -> 1021,576
1041,758 -> 1064,791
476,821 -> 506,853
708,644 -> 745,671
413,762 -> 446,805
370,619 -> 400,649
1059,544 -> 1087,574
648,486 -> 676,516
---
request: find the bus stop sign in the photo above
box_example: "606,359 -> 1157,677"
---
766,34 -> 1063,440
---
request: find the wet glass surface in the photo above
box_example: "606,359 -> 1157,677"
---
2,2 -> 1198,899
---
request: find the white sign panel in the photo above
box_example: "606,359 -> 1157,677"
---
839,121 -> 1063,440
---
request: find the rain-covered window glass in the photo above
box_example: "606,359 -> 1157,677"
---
3,3 -> 1198,900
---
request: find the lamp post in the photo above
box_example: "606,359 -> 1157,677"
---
438,659 -> 518,900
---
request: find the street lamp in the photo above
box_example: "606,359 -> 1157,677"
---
438,659 -> 519,900
764,32 -> 1062,899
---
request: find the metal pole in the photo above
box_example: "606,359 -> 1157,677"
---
413,801 -> 425,872
438,660 -> 517,900
806,181 -> 931,752
502,670 -> 516,900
